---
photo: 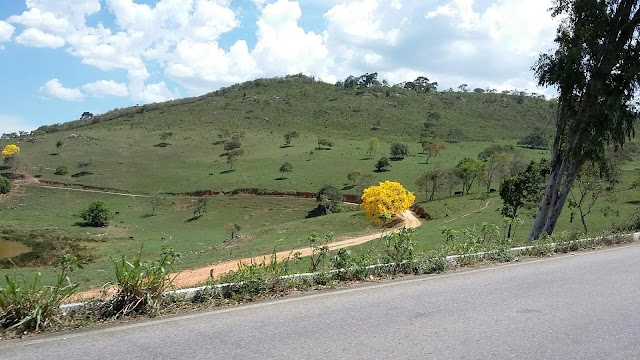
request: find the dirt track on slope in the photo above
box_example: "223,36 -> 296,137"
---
70,211 -> 421,301
172,210 -> 421,287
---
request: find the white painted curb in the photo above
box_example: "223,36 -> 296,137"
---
60,231 -> 639,314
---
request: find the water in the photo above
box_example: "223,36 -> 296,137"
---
0,239 -> 30,260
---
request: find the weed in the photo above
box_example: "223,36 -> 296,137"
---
101,245 -> 180,318
0,255 -> 82,333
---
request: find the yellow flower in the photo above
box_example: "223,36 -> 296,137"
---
360,181 -> 415,224
1,144 -> 20,157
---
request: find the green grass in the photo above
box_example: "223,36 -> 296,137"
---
1,75 -> 638,290
0,186 -> 375,289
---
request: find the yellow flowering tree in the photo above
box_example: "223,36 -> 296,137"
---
1,144 -> 20,170
1,144 -> 19,157
360,181 -> 416,225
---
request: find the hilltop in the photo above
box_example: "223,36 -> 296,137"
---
30,74 -> 555,143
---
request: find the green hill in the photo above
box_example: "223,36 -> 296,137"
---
1,75 -> 637,289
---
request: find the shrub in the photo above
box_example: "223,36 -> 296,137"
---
375,157 -> 391,172
0,176 -> 10,194
54,165 -> 69,175
314,185 -> 343,215
390,142 -> 409,160
102,246 -> 180,318
224,140 -> 241,152
80,201 -> 113,227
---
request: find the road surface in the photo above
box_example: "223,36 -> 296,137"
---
3,244 -> 640,359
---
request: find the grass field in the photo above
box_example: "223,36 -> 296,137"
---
1,76 -> 638,290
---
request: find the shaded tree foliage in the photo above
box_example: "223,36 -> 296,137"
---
529,0 -> 640,240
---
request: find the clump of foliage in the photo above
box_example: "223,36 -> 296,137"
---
0,255 -> 83,333
313,185 -> 343,215
390,142 -> 409,160
102,246 -> 180,318
278,162 -> 293,179
317,138 -> 333,150
54,165 -> 69,175
518,130 -> 549,149
307,232 -> 333,272
0,176 -> 10,194
192,198 -> 208,217
80,200 -> 113,227
375,157 -> 391,172
283,131 -> 299,146
360,181 -> 416,224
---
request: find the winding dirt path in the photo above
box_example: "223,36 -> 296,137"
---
441,199 -> 493,224
172,210 -> 421,287
70,211 -> 421,301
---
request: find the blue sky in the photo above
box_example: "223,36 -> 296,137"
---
0,0 -> 559,135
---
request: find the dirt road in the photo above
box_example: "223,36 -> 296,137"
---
172,210 -> 421,287
71,211 -> 421,300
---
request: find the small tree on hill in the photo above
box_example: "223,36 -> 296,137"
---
568,161 -> 618,233
447,129 -> 464,143
224,140 -> 241,152
193,198 -> 208,217
317,138 -> 334,150
390,142 -> 409,160
375,157 -> 391,172
315,185 -> 343,215
366,136 -> 379,159
225,223 -> 242,240
518,129 -> 549,149
279,162 -> 293,179
500,160 -> 549,238
421,140 -> 445,163
80,201 -> 113,227
416,164 -> 446,201
283,131 -> 299,146
226,149 -> 244,170
150,192 -> 162,216
347,170 -> 362,186
1,144 -> 20,171
0,176 -> 11,194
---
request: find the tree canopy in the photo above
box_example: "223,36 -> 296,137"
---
529,0 -> 640,240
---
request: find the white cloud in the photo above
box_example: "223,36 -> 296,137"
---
81,80 -> 129,97
15,27 -> 65,48
40,79 -> 84,101
3,0 -> 560,108
0,115 -> 37,135
252,0 -> 333,80
127,68 -> 178,103
0,21 -> 15,43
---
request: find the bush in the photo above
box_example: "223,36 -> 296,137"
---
375,157 -> 391,172
80,201 -> 113,227
0,176 -> 10,194
314,185 -> 343,215
54,165 -> 69,175
102,246 -> 180,318
390,142 -> 409,160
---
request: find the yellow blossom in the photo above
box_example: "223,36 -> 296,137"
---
1,144 -> 20,157
360,181 -> 415,224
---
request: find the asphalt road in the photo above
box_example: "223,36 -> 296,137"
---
3,244 -> 640,360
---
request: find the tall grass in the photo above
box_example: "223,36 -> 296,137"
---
0,255 -> 81,333
101,245 -> 180,318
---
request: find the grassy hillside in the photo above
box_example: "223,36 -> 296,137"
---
1,75 -> 637,289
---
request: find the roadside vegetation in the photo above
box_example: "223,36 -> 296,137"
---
2,0 -> 640,337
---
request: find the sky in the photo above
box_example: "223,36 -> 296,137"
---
0,0 -> 560,135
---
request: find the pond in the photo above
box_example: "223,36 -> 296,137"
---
0,239 -> 30,260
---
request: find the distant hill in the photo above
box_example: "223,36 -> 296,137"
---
32,74 -> 556,142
